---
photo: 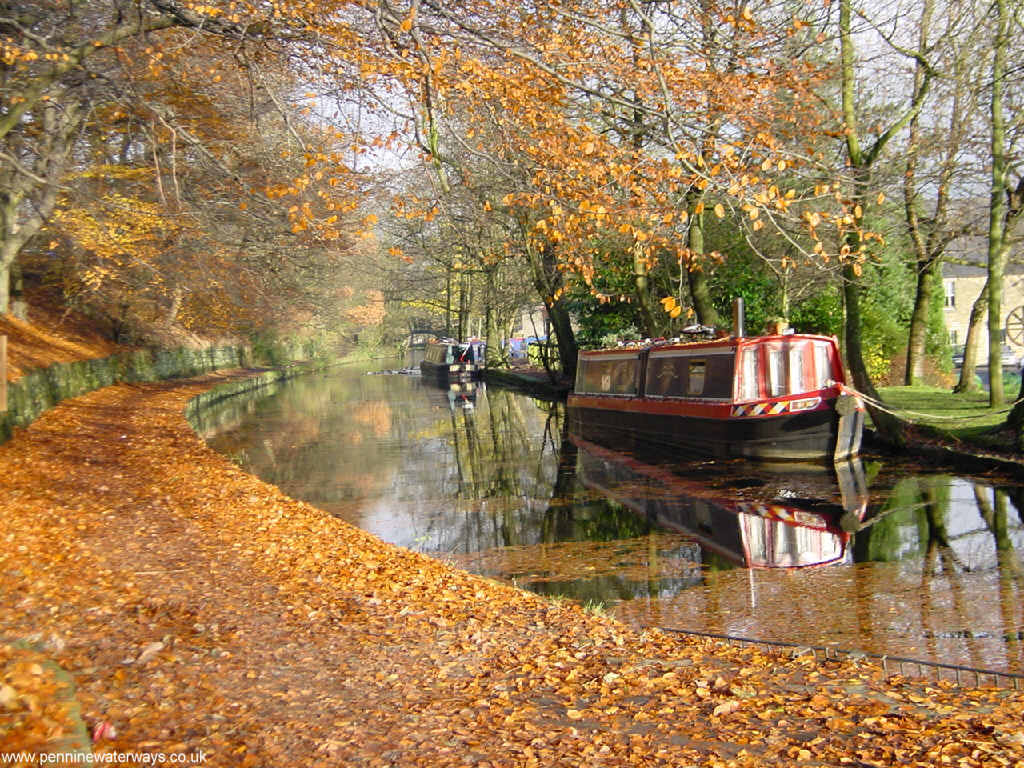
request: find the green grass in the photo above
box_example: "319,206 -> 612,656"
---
878,383 -> 1020,444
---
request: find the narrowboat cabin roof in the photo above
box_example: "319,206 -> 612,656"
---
577,332 -> 842,356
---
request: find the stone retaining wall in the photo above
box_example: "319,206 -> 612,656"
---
0,345 -> 253,444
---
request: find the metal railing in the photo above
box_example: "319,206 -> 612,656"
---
660,627 -> 1024,690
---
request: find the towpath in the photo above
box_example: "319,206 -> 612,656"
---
1,372 -> 1022,767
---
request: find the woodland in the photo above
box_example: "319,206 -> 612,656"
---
1,0 -> 1023,436
4,3 -> 1024,763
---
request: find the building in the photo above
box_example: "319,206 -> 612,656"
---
942,243 -> 1024,364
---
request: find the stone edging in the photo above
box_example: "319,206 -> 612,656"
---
0,345 -> 253,445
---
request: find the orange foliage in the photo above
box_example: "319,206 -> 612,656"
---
343,289 -> 386,327
0,298 -> 117,381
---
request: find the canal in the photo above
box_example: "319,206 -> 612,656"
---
192,362 -> 1024,675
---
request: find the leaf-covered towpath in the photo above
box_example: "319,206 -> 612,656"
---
2,373 -> 1023,767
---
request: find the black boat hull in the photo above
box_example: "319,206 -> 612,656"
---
567,397 -> 860,462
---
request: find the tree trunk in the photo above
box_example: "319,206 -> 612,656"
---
901,0 -> 935,387
0,100 -> 83,315
0,260 -> 9,316
684,191 -> 721,328
842,260 -> 904,447
986,0 -> 1010,408
905,262 -> 939,385
483,265 -> 504,367
835,0 -> 932,450
955,284 -> 988,393
546,298 -> 577,382
166,286 -> 184,326
633,242 -> 657,337
520,222 -> 578,382
445,265 -> 453,336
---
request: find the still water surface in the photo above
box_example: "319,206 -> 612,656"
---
194,363 -> 1024,674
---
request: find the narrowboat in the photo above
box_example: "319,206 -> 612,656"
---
573,435 -> 866,569
420,339 -> 486,382
567,310 -> 863,462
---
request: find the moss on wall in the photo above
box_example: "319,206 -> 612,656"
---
0,344 -> 263,444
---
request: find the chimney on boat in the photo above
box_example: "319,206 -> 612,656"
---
732,297 -> 745,338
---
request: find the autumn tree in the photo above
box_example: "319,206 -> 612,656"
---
372,1 -> 857,355
1,0 -> 256,314
817,0 -> 942,446
902,0 -> 985,386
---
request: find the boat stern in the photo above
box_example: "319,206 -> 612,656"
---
833,392 -> 865,460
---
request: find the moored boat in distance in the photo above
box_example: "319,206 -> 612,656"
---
420,339 -> 486,383
567,302 -> 864,462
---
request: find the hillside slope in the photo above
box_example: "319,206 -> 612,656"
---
1,303 -> 118,382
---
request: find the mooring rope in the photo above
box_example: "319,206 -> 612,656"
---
660,626 -> 1024,690
831,380 -> 1024,423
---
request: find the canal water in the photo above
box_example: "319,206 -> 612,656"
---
193,362 -> 1024,675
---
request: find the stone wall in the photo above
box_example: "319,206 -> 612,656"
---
0,345 -> 253,444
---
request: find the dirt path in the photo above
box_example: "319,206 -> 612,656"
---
1,372 -> 1023,767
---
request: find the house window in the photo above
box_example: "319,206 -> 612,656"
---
949,330 -> 958,345
944,280 -> 956,308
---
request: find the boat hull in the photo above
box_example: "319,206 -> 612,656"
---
568,394 -> 860,462
420,359 -> 483,382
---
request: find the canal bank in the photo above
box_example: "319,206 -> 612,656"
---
1,371 -> 1023,766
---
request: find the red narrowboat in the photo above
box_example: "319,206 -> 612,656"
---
567,327 -> 863,463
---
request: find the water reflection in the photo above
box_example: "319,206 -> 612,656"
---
196,364 -> 1024,673
572,436 -> 865,569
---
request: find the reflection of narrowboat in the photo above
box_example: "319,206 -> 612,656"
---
423,379 -> 485,410
420,339 -> 486,382
573,435 -> 866,569
567,314 -> 863,462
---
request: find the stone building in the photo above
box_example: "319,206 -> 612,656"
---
942,244 -> 1024,364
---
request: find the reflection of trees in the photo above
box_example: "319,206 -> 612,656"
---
919,479 -> 980,668
976,486 -> 1023,669
440,391 -> 656,553
540,416 -> 654,545
854,477 -> 958,563
854,475 -> 1024,669
448,388 -> 536,502
976,487 -> 1023,580
202,369 -> 421,504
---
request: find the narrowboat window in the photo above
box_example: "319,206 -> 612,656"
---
768,346 -> 786,397
788,344 -> 805,394
647,356 -> 684,396
687,360 -> 706,394
578,357 -> 639,395
739,347 -> 759,400
583,360 -> 604,393
611,361 -> 635,394
813,342 -> 832,388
